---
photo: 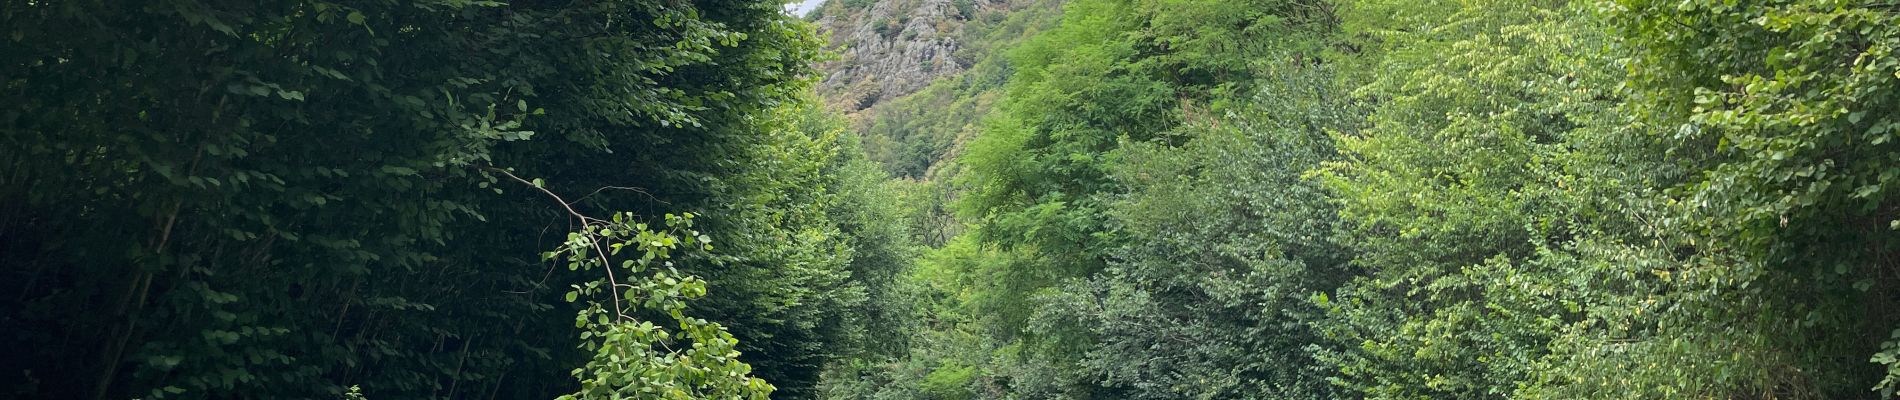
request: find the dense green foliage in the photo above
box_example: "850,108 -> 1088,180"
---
848,0 -> 1063,179
8,0 -> 1900,399
548,211 -> 773,400
1,1 -> 909,399
818,0 -> 1900,399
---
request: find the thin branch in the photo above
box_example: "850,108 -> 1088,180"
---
504,216 -> 567,294
588,238 -> 632,320
573,185 -> 669,206
487,166 -> 630,319
486,167 -> 598,223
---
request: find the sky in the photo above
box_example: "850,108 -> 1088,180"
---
785,0 -> 826,17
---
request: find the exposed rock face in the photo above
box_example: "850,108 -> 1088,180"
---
812,0 -> 999,111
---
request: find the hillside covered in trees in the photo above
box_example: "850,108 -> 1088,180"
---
4,0 -> 1900,399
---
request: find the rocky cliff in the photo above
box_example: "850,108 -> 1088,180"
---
809,0 -> 1062,177
810,0 -> 1006,111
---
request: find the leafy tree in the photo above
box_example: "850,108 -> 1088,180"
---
1312,1 -> 1664,397
1041,64 -> 1354,400
0,1 -> 887,399
1591,0 -> 1900,396
544,211 -> 774,400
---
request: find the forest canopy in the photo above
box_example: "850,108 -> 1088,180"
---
2,1 -> 905,398
4,0 -> 1900,399
816,0 -> 1900,399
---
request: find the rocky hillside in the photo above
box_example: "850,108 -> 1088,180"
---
809,0 -> 1061,177
810,0 -> 986,111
